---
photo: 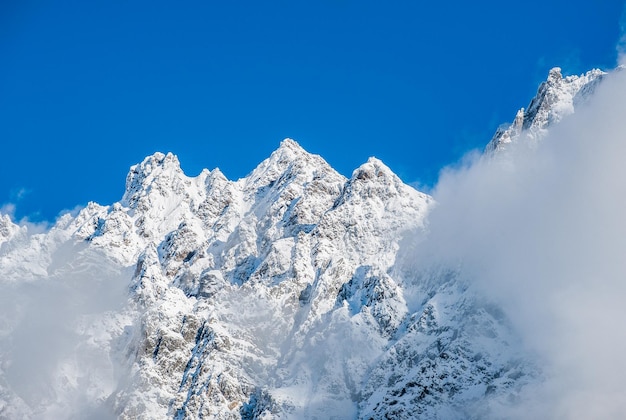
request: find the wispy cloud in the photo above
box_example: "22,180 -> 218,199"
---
13,187 -> 30,201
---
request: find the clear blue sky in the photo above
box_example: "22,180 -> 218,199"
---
1,0 -> 624,222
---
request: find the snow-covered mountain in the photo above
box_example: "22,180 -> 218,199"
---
0,66 -> 614,419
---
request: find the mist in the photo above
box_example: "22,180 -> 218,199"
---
0,243 -> 131,420
417,69 -> 626,418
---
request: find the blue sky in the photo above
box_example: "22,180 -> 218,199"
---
1,0 -> 625,222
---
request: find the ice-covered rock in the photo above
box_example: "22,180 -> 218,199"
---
486,67 -> 606,152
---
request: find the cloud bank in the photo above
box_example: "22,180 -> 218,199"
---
419,69 -> 626,418
0,245 -> 130,420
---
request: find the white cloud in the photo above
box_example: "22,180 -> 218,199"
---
0,203 -> 16,218
416,69 -> 626,418
0,246 -> 130,419
13,188 -> 30,201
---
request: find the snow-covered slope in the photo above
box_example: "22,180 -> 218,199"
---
0,66 -> 612,419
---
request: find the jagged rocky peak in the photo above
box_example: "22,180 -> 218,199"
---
549,66 -> 562,79
243,138 -> 343,191
277,137 -> 306,154
238,139 -> 347,233
486,66 -> 606,152
352,156 -> 419,191
204,166 -> 227,186
257,138 -> 312,171
122,151 -> 187,206
130,151 -> 183,180
341,156 -> 431,210
346,157 -> 408,200
352,156 -> 393,181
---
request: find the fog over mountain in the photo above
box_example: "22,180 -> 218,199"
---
425,67 -> 626,418
0,66 -> 625,419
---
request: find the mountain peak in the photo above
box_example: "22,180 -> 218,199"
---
337,155 -> 431,212
241,138 -> 341,194
486,67 -> 606,152
262,138 -> 312,166
278,137 -> 305,152
266,138 -> 311,164
548,66 -> 563,82
122,151 -> 186,208
140,151 -> 181,170
351,157 -> 396,182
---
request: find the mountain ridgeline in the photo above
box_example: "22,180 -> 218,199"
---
0,67 -> 609,419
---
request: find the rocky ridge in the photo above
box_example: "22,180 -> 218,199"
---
0,67 -> 610,419
485,67 -> 605,152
